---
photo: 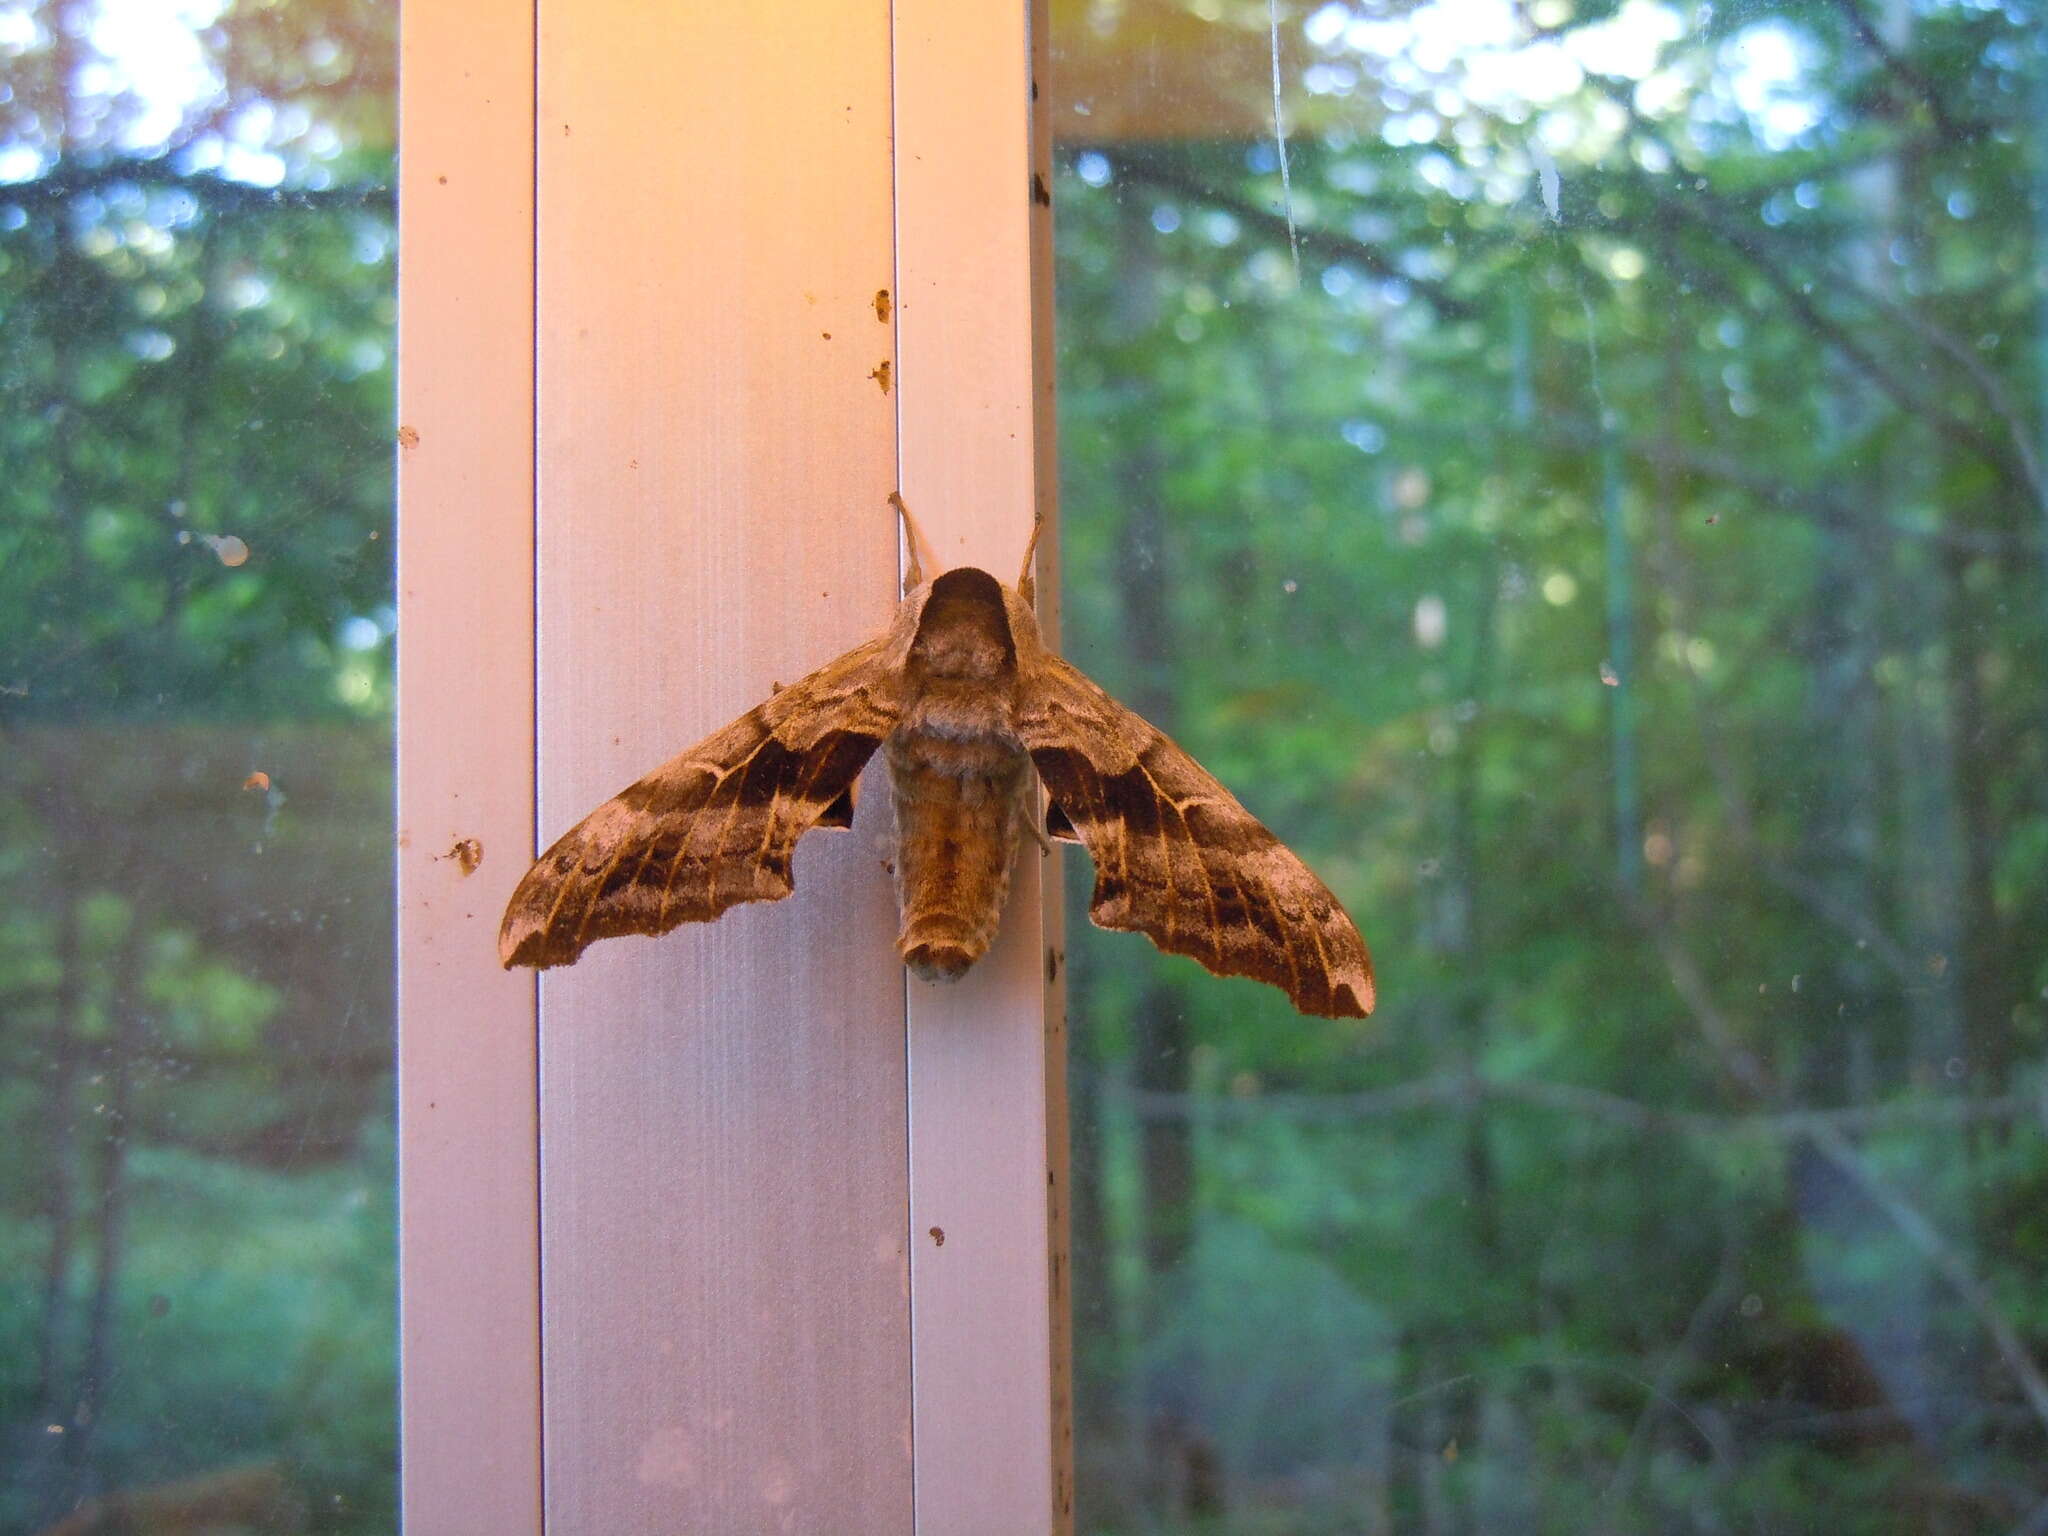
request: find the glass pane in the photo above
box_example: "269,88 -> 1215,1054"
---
1053,1 -> 2048,1529
1,3 -> 396,1529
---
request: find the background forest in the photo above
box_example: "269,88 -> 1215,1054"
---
0,0 -> 2043,1532
1052,1 -> 2048,1531
0,2 -> 397,1530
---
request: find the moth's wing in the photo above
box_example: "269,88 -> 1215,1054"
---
499,634 -> 903,969
1017,655 -> 1374,1018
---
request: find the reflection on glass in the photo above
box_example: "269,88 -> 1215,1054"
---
0,3 -> 395,1530
1054,1 -> 2048,1529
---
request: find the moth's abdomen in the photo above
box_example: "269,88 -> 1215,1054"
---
885,731 -> 1030,983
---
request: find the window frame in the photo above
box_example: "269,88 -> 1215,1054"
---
395,1 -> 1067,1527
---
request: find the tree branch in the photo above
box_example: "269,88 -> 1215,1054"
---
1596,84 -> 2032,497
1542,411 -> 2038,557
1121,1074 -> 2032,1136
0,158 -> 391,216
1825,0 -> 1974,146
1643,922 -> 2048,1444
1108,155 -> 1477,321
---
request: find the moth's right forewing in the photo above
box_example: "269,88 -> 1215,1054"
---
1015,654 -> 1375,1018
498,633 -> 905,969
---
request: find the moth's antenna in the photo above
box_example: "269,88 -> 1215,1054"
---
890,492 -> 936,596
1016,513 -> 1046,610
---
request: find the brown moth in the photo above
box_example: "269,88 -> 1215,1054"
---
498,499 -> 1374,1018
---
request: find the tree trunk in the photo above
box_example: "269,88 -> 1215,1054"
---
1106,177 -> 1205,1522
34,877 -> 84,1415
1417,1358 -> 1454,1536
1940,551 -> 2017,1100
1598,419 -> 1641,899
61,926 -> 147,1491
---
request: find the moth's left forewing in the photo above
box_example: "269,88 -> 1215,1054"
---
1014,651 -> 1374,1019
498,630 -> 907,969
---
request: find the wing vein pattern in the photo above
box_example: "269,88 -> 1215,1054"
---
498,635 -> 903,970
1018,654 -> 1372,1018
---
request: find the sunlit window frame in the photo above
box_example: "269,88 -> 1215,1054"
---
394,0 -> 1068,1527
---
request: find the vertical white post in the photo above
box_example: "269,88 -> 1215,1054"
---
894,1 -> 1073,1528
400,2 -> 1069,1527
532,2 -> 913,1529
396,2 -> 542,1530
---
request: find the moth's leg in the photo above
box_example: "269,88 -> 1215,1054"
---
1015,513 -> 1046,609
889,491 -> 937,595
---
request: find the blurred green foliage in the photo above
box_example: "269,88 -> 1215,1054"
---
0,1 -> 396,1530
1054,0 -> 2048,1529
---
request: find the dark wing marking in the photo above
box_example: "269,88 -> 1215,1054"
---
499,634 -> 902,969
1017,654 -> 1374,1018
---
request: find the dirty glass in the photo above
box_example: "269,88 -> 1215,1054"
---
0,2 -> 396,1530
1052,0 -> 2048,1529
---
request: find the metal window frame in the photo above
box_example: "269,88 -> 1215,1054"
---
396,2 -> 1067,1528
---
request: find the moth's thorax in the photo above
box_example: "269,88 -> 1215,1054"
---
888,569 -> 1033,768
908,567 -> 1016,681
896,565 -> 1027,747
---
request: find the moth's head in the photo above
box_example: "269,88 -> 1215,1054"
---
910,567 -> 1016,680
886,499 -> 1047,668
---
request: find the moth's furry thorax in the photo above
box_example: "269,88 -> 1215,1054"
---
910,566 -> 1017,679
898,564 -> 1028,748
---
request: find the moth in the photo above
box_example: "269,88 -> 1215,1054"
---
498,498 -> 1374,1018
